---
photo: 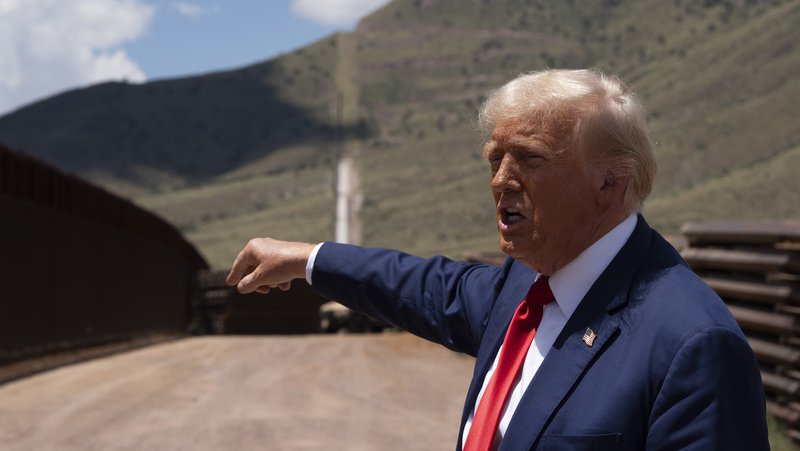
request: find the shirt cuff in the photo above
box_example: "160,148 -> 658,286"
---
305,242 -> 324,285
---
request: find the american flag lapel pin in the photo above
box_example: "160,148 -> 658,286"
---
582,327 -> 597,347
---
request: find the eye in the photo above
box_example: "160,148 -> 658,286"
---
521,150 -> 545,163
522,150 -> 543,160
487,153 -> 504,171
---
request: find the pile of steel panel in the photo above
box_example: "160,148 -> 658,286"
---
680,220 -> 800,440
193,269 -> 329,334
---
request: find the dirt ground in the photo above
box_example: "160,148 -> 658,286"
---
0,333 -> 475,450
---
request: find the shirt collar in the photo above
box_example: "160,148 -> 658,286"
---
543,214 -> 638,319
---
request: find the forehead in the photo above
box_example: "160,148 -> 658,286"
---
483,119 -> 567,157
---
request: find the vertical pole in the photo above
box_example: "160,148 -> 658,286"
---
332,90 -> 344,241
336,158 -> 352,244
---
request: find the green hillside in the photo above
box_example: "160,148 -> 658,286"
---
1,0 -> 798,268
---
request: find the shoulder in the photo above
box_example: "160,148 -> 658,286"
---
634,239 -> 742,339
622,225 -> 736,328
607,226 -> 747,360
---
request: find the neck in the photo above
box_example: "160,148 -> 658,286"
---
538,207 -> 633,276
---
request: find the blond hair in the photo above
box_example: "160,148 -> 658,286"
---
479,69 -> 656,212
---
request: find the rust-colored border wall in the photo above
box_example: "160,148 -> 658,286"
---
0,144 -> 207,364
0,144 -> 206,269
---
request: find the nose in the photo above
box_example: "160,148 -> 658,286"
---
491,154 -> 521,193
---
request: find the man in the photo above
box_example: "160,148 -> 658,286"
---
227,69 -> 769,450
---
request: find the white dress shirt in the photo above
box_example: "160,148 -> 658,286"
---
305,243 -> 323,284
461,214 -> 637,449
305,214 -> 638,450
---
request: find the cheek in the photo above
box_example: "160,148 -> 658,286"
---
554,172 -> 595,204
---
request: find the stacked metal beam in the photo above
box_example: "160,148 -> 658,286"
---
680,220 -> 800,440
192,269 -> 329,335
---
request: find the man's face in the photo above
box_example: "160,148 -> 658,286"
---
484,120 -> 608,275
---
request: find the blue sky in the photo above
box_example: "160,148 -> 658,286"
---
0,0 -> 391,116
126,0 -> 356,80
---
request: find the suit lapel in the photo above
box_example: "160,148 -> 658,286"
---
498,308 -> 623,450
456,262 -> 536,448
498,215 -> 655,450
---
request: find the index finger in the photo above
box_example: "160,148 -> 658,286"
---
227,246 -> 257,286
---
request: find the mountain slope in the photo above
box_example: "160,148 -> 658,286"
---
344,0 -> 800,257
0,36 -> 355,194
1,0 -> 798,268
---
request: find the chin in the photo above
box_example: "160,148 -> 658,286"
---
498,237 -> 521,258
499,237 -> 540,269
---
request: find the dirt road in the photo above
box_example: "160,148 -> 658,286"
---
0,333 -> 474,450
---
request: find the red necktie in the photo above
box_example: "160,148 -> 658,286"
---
463,276 -> 555,451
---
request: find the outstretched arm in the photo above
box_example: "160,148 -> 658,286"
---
226,237 -> 316,294
310,242 -> 510,355
226,238 -> 512,356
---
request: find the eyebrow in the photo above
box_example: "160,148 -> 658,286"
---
483,135 -> 547,159
506,135 -> 546,149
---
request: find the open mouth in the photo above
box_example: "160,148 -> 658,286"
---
501,207 -> 526,226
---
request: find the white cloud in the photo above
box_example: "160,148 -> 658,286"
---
291,0 -> 390,26
0,0 -> 153,116
171,2 -> 219,18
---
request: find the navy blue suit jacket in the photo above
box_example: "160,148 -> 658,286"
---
311,216 -> 769,450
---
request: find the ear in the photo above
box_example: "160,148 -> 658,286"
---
598,169 -> 628,206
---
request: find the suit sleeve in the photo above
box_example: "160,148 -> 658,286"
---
311,242 -> 511,356
646,327 -> 769,450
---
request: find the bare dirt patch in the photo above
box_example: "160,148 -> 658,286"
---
0,333 -> 474,450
